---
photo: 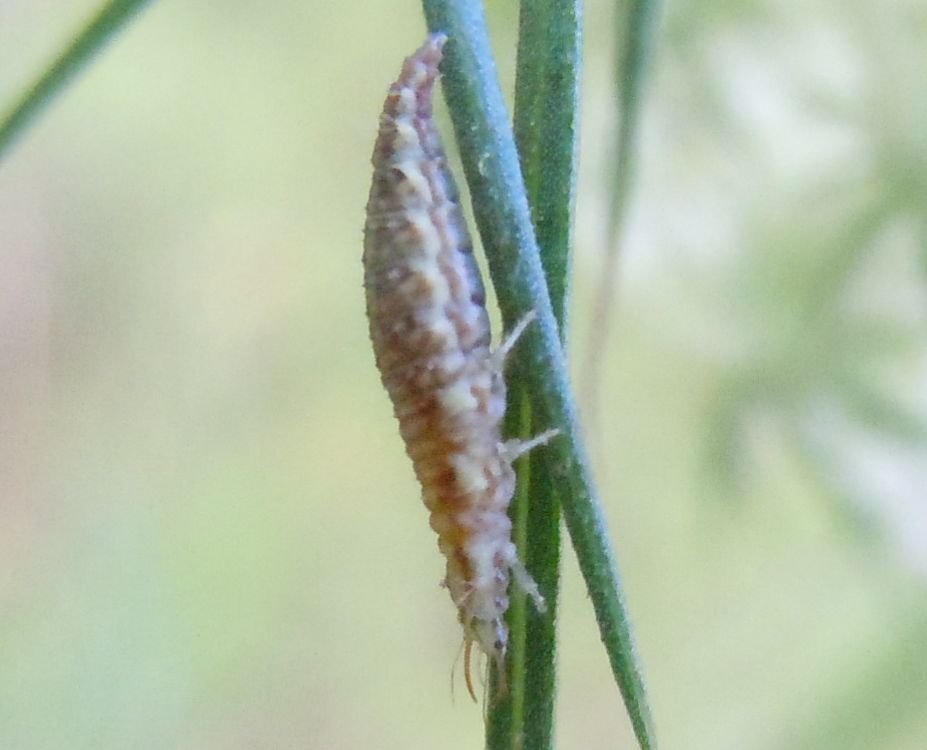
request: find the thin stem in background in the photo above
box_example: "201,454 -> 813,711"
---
421,1 -> 656,748
0,0 -> 154,161
582,0 -> 661,414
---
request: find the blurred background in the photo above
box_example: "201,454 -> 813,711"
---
1,0 -> 925,748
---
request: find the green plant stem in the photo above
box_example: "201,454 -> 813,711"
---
0,0 -> 154,160
611,0 -> 661,218
488,2 -> 582,749
487,391 -> 532,750
512,0 -> 580,332
421,1 -> 656,748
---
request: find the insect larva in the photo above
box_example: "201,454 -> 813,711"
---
362,34 -> 557,698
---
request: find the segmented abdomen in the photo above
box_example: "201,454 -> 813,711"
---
362,35 -> 519,669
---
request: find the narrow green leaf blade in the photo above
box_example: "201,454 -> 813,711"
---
513,0 -> 581,330
584,0 -> 662,406
500,2 -> 582,749
0,0 -> 154,160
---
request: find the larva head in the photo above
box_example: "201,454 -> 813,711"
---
471,616 -> 507,667
462,618 -> 508,702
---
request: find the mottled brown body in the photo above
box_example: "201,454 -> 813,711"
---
362,35 -> 543,685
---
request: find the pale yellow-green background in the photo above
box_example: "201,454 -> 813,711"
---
1,1 -> 925,748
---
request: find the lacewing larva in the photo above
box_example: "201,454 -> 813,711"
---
362,34 -> 557,698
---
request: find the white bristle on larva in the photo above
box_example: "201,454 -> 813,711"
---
362,34 -> 556,698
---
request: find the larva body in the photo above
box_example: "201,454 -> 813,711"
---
363,35 -> 543,686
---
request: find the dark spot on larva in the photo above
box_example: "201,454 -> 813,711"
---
436,466 -> 457,486
471,288 -> 486,306
453,548 -> 470,571
399,218 -> 427,246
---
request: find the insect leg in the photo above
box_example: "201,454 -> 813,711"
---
492,309 -> 537,367
511,559 -> 547,612
501,428 -> 560,462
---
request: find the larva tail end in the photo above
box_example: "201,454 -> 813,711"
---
420,32 -> 449,64
394,34 -> 448,105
